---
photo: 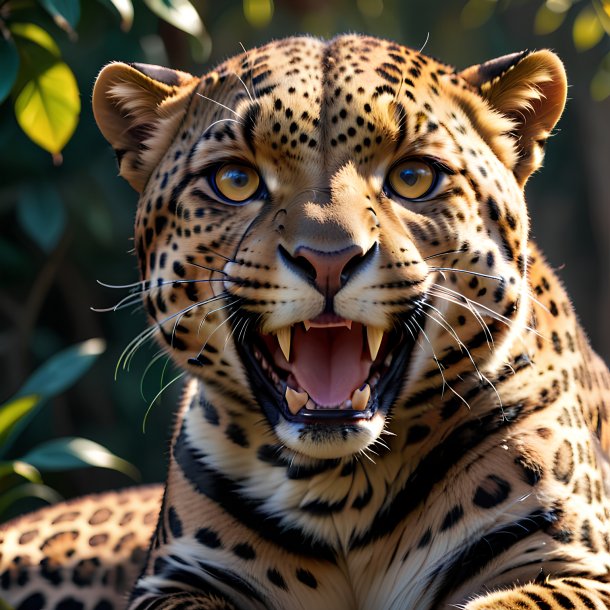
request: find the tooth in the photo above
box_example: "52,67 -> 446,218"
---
345,320 -> 352,330
366,326 -> 384,360
285,387 -> 309,414
351,384 -> 371,411
276,326 -> 291,361
303,320 -> 311,331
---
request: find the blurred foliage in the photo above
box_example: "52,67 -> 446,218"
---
0,0 -> 608,518
0,339 -> 138,520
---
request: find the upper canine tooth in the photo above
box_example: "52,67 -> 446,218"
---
366,326 -> 384,360
276,326 -> 291,361
351,384 -> 371,411
285,387 -> 309,414
303,320 -> 311,331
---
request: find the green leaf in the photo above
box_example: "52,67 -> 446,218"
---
243,0 -> 274,28
0,395 -> 40,450
0,483 -> 62,518
573,6 -> 605,51
9,22 -> 61,56
100,0 -> 134,31
460,0 -> 496,28
0,598 -> 15,610
10,25 -> 81,156
0,339 -> 105,456
534,4 -> 566,35
38,0 -> 81,36
21,437 -> 140,480
16,183 -> 66,253
18,338 -> 106,399
13,59 -> 80,156
0,35 -> 19,104
0,460 -> 42,483
142,0 -> 206,38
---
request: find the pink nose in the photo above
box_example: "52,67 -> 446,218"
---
294,245 -> 364,297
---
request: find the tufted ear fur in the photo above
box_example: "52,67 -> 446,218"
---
458,50 -> 567,186
93,62 -> 198,192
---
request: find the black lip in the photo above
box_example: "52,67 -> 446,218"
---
232,307 -> 424,427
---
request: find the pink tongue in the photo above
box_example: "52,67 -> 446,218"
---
291,324 -> 370,407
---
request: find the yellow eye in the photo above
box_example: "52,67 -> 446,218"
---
213,163 -> 261,203
387,159 -> 436,200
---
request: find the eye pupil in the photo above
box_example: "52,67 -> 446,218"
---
400,169 -> 418,186
227,169 -> 248,187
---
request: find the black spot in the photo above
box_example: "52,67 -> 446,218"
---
473,474 -> 511,508
514,454 -> 543,485
56,599 -> 84,610
440,505 -> 464,531
0,569 -> 11,590
267,568 -> 287,589
376,67 -> 400,84
553,441 -> 574,483
581,519 -> 596,552
351,482 -> 373,510
173,261 -> 186,278
144,227 -> 154,248
552,591 -> 576,609
405,425 -> 430,445
155,216 -> 168,234
40,557 -> 62,585
417,528 -> 432,548
242,103 -> 261,151
185,282 -> 199,302
252,70 -> 271,86
154,556 -> 169,574
16,593 -> 45,610
296,568 -> 318,589
523,591 -> 553,609
232,542 -> 256,560
552,528 -> 573,543
551,331 -> 563,355
225,423 -> 249,448
196,527 -> 222,548
167,506 -> 183,538
93,602 -> 113,610
72,558 -> 99,586
188,354 -> 212,367
487,197 -> 500,221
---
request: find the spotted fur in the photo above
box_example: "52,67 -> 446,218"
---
2,35 -> 610,610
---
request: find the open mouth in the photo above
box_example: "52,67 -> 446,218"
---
236,313 -> 420,425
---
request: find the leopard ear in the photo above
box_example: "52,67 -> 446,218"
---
93,62 -> 198,192
459,50 -> 567,186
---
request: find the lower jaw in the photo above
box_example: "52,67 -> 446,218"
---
274,414 -> 388,459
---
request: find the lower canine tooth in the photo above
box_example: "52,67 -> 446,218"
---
285,387 -> 309,414
351,384 -> 371,411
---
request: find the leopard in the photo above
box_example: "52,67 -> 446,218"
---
2,33 -> 610,610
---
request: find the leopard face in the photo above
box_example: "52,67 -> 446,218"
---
93,36 -> 565,460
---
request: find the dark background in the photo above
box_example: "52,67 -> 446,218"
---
1,0 -> 608,509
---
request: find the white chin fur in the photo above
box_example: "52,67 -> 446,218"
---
274,413 -> 386,459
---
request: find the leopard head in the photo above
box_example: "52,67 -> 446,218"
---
93,36 -> 566,459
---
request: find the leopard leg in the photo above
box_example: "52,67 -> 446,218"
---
464,578 -> 610,609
